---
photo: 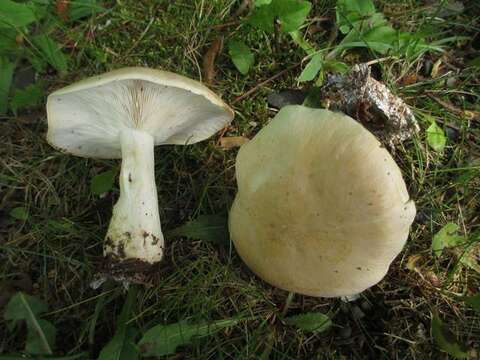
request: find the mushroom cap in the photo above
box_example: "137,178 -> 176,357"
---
46,67 -> 234,158
229,105 -> 416,297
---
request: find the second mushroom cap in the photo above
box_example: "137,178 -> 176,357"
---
229,105 -> 416,297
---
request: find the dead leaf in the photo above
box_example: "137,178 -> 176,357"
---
406,254 -> 423,272
220,136 -> 249,149
203,36 -> 224,85
399,73 -> 420,86
431,58 -> 443,78
267,89 -> 307,109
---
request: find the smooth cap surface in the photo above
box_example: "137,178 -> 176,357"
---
229,106 -> 416,297
47,67 -> 234,158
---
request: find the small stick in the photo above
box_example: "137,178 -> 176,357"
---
215,63 -> 301,146
212,20 -> 240,29
203,36 -> 224,85
232,63 -> 301,105
123,17 -> 155,58
426,93 -> 480,121
364,57 -> 392,66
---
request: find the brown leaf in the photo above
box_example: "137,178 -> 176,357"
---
220,136 -> 249,149
56,0 -> 69,20
203,36 -> 224,85
399,73 -> 420,86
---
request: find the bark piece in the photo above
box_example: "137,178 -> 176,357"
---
321,63 -> 419,148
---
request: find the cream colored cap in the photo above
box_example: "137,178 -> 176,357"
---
229,105 -> 416,297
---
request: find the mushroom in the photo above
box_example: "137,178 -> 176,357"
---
229,105 -> 416,297
47,67 -> 234,281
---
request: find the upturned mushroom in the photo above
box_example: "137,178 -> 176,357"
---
47,67 -> 234,280
229,105 -> 416,297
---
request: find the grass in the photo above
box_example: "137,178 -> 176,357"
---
1,0 -> 480,358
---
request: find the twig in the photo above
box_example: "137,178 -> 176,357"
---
426,93 -> 480,121
122,17 -> 154,58
212,20 -> 240,29
231,63 -> 301,105
364,57 -> 392,66
216,62 -> 302,147
203,36 -> 224,85
213,0 -> 251,29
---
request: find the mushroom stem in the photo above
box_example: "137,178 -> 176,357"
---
104,129 -> 164,276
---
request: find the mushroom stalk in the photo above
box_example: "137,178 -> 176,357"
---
104,129 -> 164,272
46,67 -> 234,283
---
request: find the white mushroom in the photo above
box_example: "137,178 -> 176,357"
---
229,105 -> 416,297
47,67 -> 234,280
